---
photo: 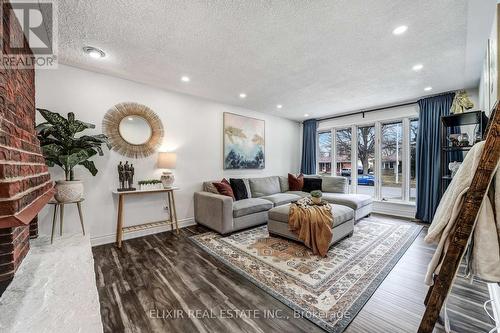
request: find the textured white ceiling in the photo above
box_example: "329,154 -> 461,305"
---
55,0 -> 494,120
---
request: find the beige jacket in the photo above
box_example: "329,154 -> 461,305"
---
425,141 -> 500,285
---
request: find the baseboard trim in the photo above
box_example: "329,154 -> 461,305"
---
372,201 -> 416,219
90,218 -> 196,247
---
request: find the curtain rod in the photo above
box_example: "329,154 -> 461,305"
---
315,90 -> 456,123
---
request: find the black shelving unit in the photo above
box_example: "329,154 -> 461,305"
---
440,110 -> 488,196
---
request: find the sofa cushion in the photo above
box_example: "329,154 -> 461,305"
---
278,176 -> 289,192
321,193 -> 372,210
285,191 -> 309,198
229,178 -> 248,201
288,173 -> 304,191
321,176 -> 348,194
302,177 -> 322,192
248,176 -> 281,197
268,203 -> 354,227
233,198 -> 274,218
260,193 -> 301,206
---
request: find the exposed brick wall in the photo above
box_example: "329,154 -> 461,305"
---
0,1 -> 54,296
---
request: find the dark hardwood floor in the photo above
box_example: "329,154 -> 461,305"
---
92,216 -> 496,333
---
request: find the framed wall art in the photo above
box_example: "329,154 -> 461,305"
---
223,112 -> 265,169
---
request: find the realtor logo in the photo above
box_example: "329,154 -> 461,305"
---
1,0 -> 58,69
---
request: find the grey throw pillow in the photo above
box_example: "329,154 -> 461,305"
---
249,176 -> 281,197
203,181 -> 220,194
278,176 -> 289,192
321,176 -> 348,193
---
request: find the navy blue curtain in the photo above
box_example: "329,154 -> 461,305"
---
301,119 -> 317,174
416,93 -> 455,223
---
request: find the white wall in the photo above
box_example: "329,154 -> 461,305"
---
479,5 -> 499,115
35,65 -> 301,245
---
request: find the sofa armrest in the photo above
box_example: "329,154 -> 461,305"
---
194,191 -> 234,234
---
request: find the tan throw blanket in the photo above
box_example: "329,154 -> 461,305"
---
425,141 -> 500,285
288,197 -> 333,257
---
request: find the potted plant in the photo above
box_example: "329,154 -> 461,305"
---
310,190 -> 323,204
36,108 -> 110,203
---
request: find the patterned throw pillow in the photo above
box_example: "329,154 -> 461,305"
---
288,173 -> 304,191
229,178 -> 248,201
212,178 -> 235,200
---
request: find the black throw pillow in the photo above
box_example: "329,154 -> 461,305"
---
229,178 -> 248,201
302,177 -> 322,193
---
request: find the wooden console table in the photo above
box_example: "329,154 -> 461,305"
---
112,187 -> 179,249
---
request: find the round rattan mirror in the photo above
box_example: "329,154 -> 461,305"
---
103,102 -> 164,158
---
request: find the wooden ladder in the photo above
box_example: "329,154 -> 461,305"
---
418,102 -> 500,333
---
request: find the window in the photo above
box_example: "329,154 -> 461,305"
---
318,131 -> 332,175
409,119 -> 418,201
357,125 -> 375,197
381,122 -> 403,201
336,128 -> 352,185
317,116 -> 418,203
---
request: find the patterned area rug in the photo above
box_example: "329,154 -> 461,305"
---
191,216 -> 422,332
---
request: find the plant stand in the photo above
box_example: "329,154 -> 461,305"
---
48,199 -> 86,244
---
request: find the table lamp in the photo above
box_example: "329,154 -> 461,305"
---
157,152 -> 176,188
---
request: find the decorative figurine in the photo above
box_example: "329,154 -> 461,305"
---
128,163 -> 135,190
117,161 -> 136,191
117,161 -> 126,191
448,134 -> 460,147
458,133 -> 469,147
450,90 -> 474,114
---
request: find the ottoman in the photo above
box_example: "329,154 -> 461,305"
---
267,203 -> 355,247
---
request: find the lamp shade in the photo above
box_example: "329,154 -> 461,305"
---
157,152 -> 176,169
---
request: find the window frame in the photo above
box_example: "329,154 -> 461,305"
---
317,130 -> 333,175
317,116 -> 418,204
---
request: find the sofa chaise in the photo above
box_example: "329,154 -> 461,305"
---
194,175 -> 373,235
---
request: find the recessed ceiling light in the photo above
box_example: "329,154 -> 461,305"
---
239,93 -> 247,99
304,114 -> 309,117
276,104 -> 283,109
424,86 -> 433,91
83,46 -> 105,59
181,76 -> 190,82
412,64 -> 423,71
392,25 -> 408,35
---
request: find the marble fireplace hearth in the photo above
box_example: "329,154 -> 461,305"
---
0,234 -> 103,332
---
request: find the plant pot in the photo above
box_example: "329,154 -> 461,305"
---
311,196 -> 322,205
54,180 -> 84,203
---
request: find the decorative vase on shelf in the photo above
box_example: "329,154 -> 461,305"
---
448,162 -> 462,178
157,152 -> 177,188
161,172 -> 175,188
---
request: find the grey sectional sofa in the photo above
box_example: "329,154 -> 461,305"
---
194,175 -> 373,235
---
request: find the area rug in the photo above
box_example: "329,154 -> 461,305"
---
191,216 -> 422,333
